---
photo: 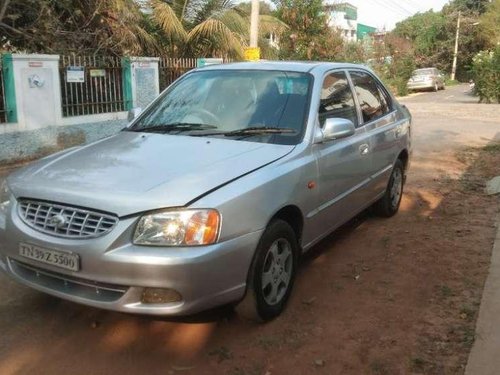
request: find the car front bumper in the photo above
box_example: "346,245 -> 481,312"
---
0,201 -> 261,316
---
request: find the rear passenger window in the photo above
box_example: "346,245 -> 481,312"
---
319,72 -> 358,127
349,71 -> 391,124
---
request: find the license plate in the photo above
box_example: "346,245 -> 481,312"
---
19,243 -> 80,271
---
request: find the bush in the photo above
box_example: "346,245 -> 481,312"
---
368,34 -> 416,97
393,77 -> 409,96
472,46 -> 500,103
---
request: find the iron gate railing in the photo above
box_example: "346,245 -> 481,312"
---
59,55 -> 125,117
0,62 -> 7,123
158,57 -> 232,91
159,57 -> 197,92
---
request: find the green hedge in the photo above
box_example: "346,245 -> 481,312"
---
472,46 -> 500,104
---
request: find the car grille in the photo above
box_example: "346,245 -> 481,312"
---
18,200 -> 118,239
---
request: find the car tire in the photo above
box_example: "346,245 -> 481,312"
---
373,159 -> 405,218
236,219 -> 299,322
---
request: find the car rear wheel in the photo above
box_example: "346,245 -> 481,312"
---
236,219 -> 298,322
373,159 -> 404,217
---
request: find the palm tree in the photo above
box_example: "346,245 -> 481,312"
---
149,0 -> 286,59
0,0 -> 158,55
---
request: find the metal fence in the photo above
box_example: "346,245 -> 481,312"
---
158,57 -> 233,91
59,55 -> 125,117
159,57 -> 197,92
0,63 -> 7,123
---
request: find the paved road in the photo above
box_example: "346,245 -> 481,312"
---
404,85 -> 500,150
0,84 -> 499,375
399,85 -> 500,184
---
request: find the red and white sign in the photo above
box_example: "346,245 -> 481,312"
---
28,61 -> 43,67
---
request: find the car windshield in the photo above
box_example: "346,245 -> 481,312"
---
128,69 -> 312,145
413,69 -> 434,76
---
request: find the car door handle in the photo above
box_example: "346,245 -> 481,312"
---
359,144 -> 369,156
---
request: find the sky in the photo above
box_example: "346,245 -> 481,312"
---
347,0 -> 450,30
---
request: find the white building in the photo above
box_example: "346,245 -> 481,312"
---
325,2 -> 358,43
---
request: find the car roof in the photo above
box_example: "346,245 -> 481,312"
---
197,61 -> 370,74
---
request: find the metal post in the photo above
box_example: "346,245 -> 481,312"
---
451,11 -> 461,81
1,53 -> 17,123
250,0 -> 260,48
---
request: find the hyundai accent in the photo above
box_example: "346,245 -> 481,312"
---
0,62 -> 411,321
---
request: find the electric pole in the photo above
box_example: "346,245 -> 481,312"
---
451,11 -> 461,81
250,0 -> 260,48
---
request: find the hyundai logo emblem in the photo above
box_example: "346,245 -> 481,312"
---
49,214 -> 67,229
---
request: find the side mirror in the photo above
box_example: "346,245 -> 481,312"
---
320,118 -> 356,142
127,107 -> 142,122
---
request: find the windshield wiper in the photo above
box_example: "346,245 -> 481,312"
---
130,123 -> 218,133
223,126 -> 296,137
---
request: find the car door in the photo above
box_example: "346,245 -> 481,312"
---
310,70 -> 373,238
347,70 -> 401,197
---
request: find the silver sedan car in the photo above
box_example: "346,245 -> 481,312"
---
407,67 -> 445,92
0,62 -> 411,321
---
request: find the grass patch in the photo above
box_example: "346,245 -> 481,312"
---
445,79 -> 460,86
410,357 -> 426,372
461,325 -> 476,349
483,143 -> 500,153
370,359 -> 389,375
439,285 -> 454,298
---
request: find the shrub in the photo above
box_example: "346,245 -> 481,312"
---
471,46 -> 500,103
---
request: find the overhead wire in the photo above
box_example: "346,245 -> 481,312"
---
367,0 -> 412,17
378,0 -> 415,16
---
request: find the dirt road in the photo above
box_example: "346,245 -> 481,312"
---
0,85 -> 499,375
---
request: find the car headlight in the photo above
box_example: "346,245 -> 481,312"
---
133,209 -> 220,246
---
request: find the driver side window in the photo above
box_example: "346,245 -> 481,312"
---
319,71 -> 358,128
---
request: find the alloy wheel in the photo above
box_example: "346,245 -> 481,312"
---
261,238 -> 293,305
390,168 -> 403,209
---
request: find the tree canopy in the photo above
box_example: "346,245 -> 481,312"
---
392,0 -> 489,80
479,0 -> 500,47
0,0 -> 284,58
0,0 -> 156,55
272,0 -> 344,60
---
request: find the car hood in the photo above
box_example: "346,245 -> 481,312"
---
8,132 -> 295,217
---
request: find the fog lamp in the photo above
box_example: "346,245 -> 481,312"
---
141,288 -> 182,304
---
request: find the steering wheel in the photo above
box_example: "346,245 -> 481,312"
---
186,108 -> 220,126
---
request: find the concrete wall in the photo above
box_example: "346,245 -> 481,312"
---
0,119 -> 127,164
0,53 -> 160,164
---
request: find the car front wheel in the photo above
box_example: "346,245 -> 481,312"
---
236,219 -> 298,322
